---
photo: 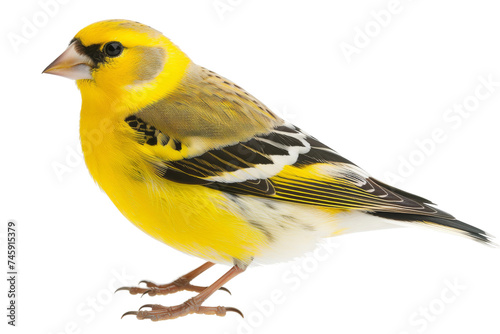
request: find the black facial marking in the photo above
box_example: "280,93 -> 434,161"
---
71,38 -> 124,66
72,38 -> 106,65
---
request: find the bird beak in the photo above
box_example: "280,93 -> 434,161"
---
43,41 -> 94,80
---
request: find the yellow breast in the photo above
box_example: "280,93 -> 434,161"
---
79,96 -> 268,265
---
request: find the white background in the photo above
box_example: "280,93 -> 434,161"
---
1,0 -> 500,333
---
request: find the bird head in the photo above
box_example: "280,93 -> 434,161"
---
43,20 -> 191,107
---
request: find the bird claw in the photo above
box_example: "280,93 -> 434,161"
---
138,280 -> 158,288
117,263 -> 245,321
117,281 -> 237,320
138,304 -> 166,311
140,289 -> 153,297
219,286 -> 232,295
121,302 -> 243,321
121,311 -> 138,319
116,278 -> 231,297
115,286 -> 150,295
226,307 -> 244,318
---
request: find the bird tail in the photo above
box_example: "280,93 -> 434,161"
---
370,211 -> 497,247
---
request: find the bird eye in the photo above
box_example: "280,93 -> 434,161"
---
104,41 -> 123,57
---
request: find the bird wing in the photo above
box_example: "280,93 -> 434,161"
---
121,64 -> 456,219
165,124 -> 454,217
125,111 -> 454,219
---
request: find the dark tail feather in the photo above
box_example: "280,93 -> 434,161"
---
369,211 -> 497,247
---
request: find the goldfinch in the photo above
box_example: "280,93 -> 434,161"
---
43,19 -> 495,321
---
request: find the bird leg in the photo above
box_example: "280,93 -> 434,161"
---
116,261 -> 229,296
122,264 -> 245,321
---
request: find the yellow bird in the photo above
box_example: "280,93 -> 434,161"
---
43,19 -> 495,321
